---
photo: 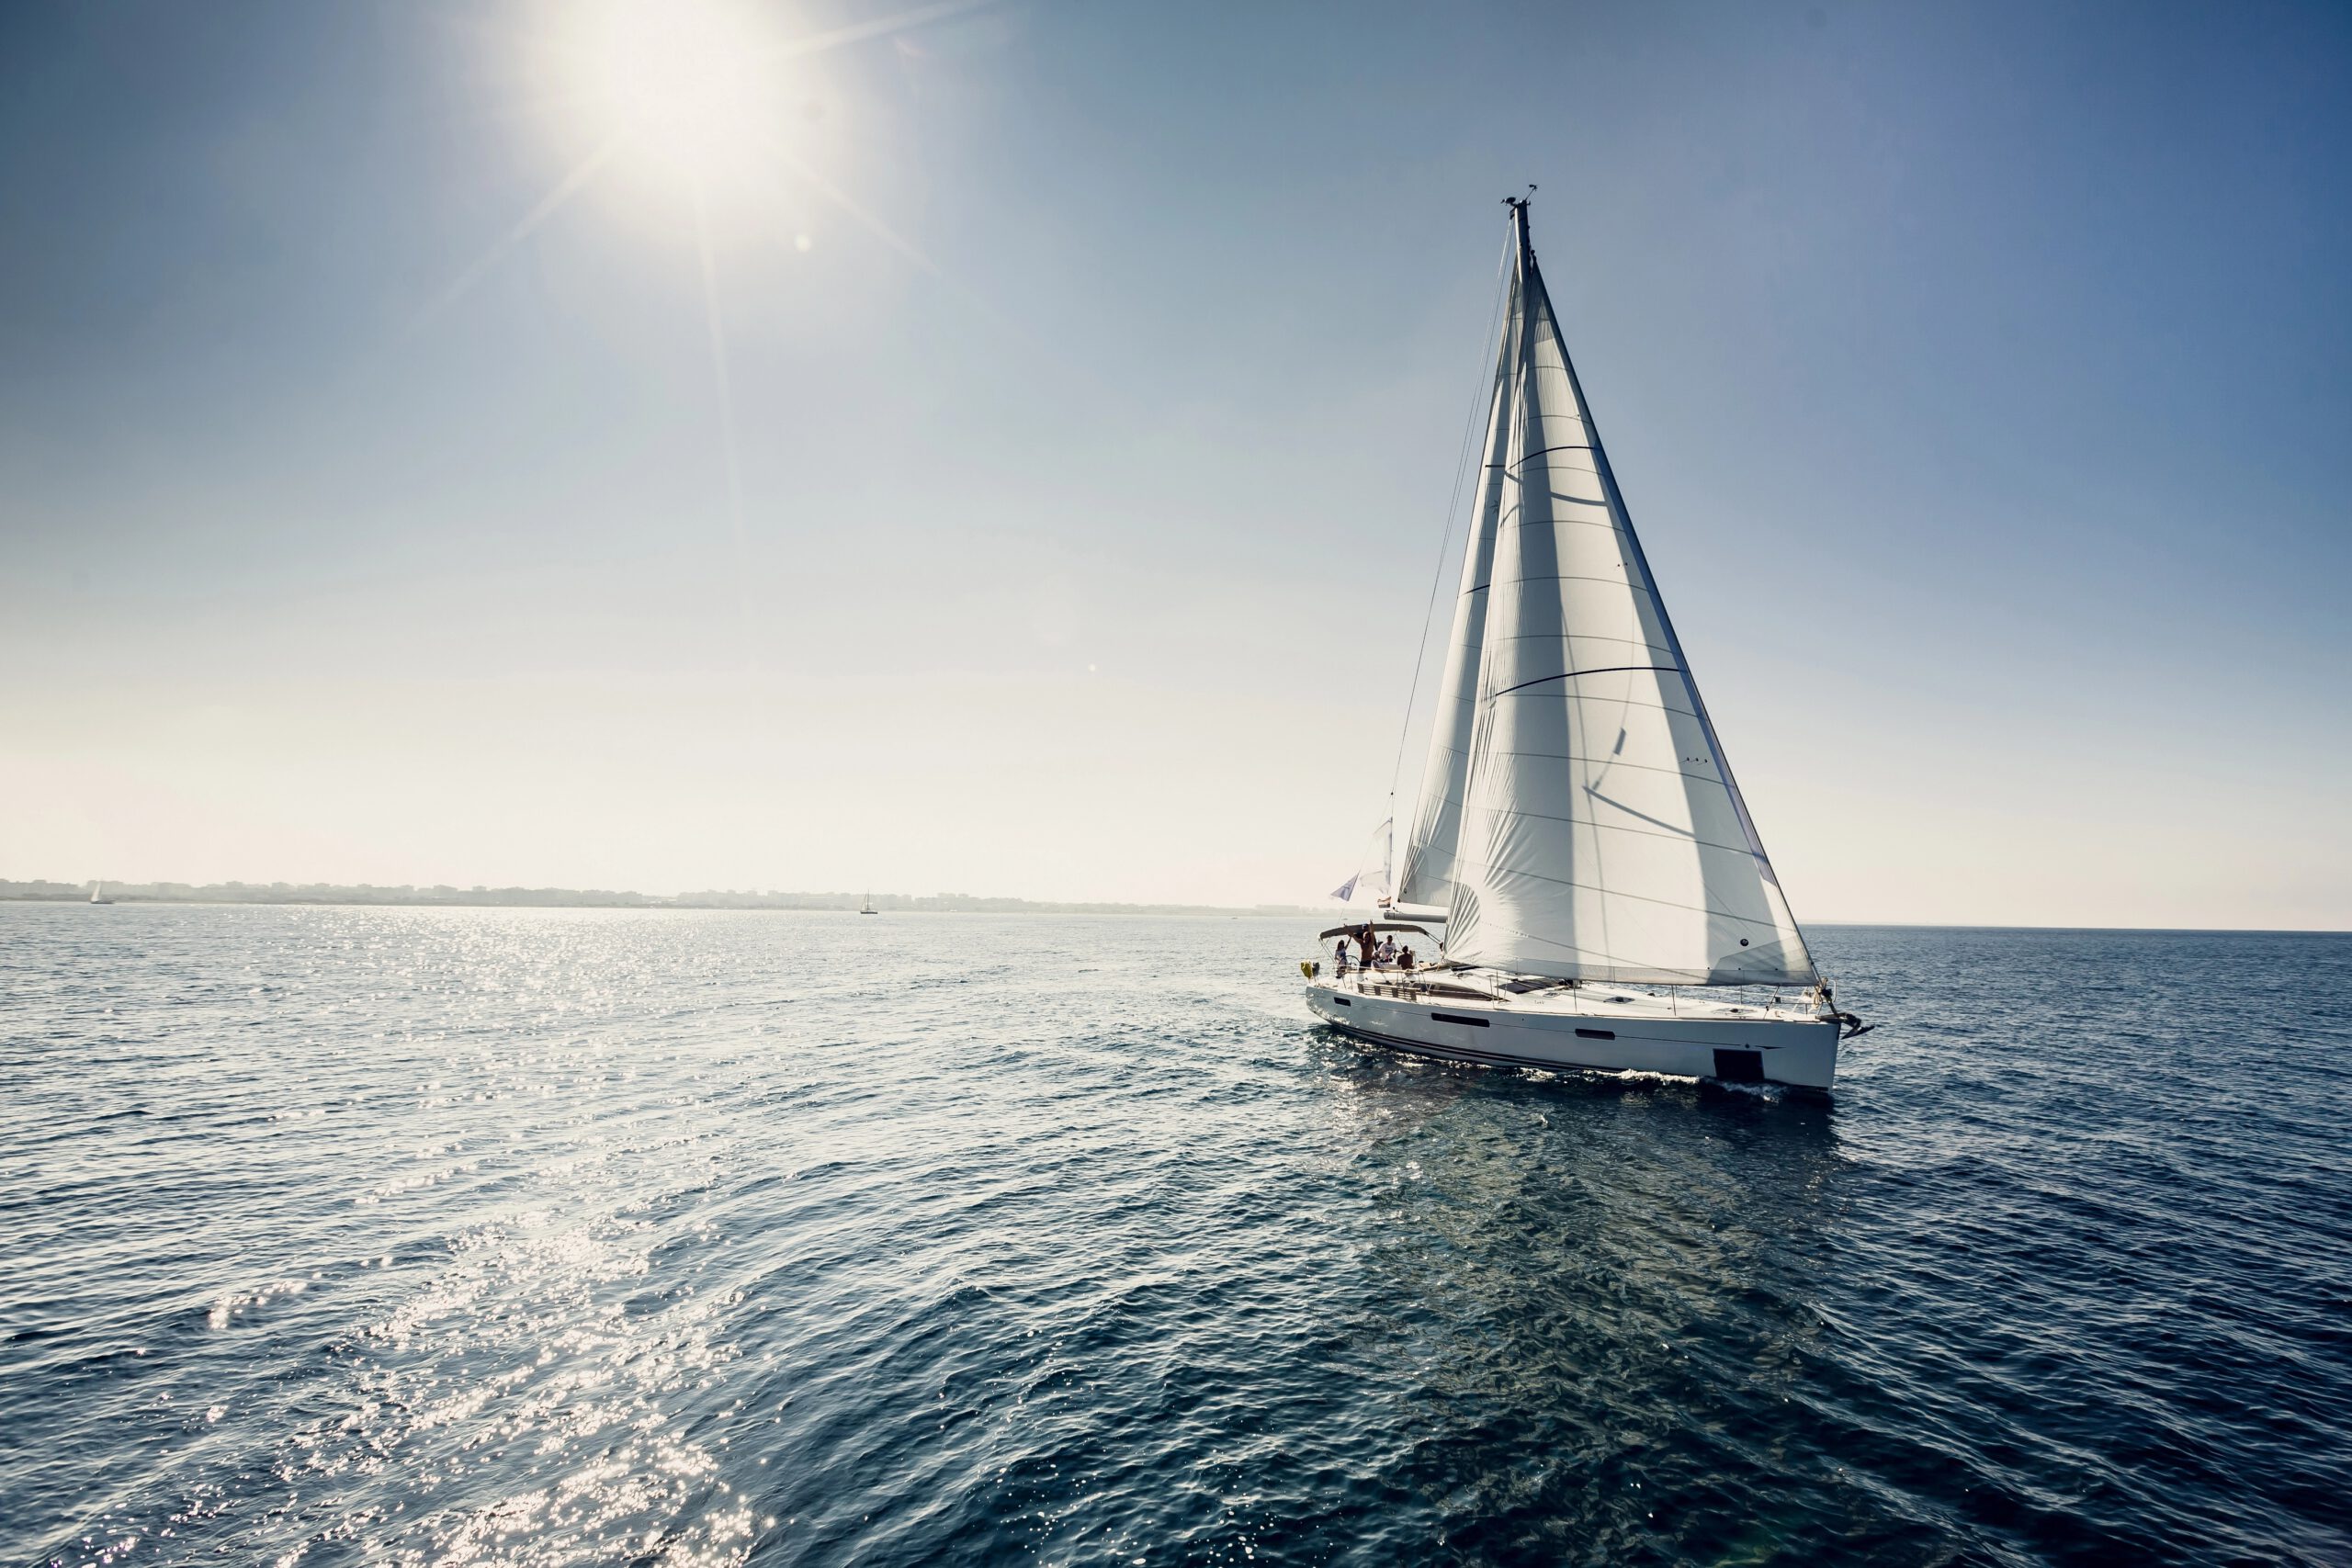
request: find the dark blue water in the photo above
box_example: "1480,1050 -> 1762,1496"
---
3,908 -> 2347,1566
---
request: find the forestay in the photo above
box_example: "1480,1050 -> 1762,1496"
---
1440,205 -> 1816,987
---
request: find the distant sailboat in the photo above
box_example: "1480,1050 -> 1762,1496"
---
89,882 -> 112,905
1306,197 -> 1865,1093
859,892 -> 877,915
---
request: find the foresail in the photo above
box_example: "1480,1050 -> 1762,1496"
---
1442,220 -> 1816,987
1396,265 -> 1521,909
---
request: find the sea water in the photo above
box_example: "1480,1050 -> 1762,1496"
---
2,906 -> 2346,1565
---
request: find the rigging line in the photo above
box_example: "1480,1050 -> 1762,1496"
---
1385,231 -> 1516,829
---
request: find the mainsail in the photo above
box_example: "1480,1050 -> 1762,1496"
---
1438,200 -> 1816,987
1396,261 -> 1522,909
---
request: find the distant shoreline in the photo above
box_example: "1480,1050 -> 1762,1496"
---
0,880 -> 1323,918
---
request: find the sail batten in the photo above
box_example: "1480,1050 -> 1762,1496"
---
1439,202 -> 1817,988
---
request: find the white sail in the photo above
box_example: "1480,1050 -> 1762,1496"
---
1443,209 -> 1815,987
1396,263 -> 1523,909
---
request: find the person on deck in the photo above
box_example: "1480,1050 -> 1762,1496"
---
1375,937 -> 1398,967
1357,928 -> 1376,969
1334,936 -> 1351,974
1398,945 -> 1415,973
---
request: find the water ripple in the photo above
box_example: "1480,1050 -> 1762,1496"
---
3,908 -> 2348,1564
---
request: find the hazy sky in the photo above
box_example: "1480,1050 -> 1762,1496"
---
3,0 -> 2347,927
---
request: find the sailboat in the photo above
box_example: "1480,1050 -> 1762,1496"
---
89,881 -> 112,906
1306,197 -> 1863,1093
859,892 -> 877,915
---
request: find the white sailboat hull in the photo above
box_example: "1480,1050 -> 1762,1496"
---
1306,978 -> 1838,1092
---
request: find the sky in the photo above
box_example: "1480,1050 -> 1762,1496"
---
2,0 -> 2347,927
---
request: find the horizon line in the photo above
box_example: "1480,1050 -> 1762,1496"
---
5,878 -> 2346,937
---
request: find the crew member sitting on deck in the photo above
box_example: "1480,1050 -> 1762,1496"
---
1397,945 -> 1415,972
1375,936 -> 1398,967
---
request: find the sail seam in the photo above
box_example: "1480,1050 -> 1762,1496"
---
1488,637 -> 1672,654
1499,517 -> 1634,537
1511,503 -> 1615,518
1477,689 -> 1696,718
1446,858 -> 1795,928
1457,913 -> 1805,984
1462,802 -> 1758,858
1486,665 -> 1679,700
1486,572 -> 1659,594
1457,913 -> 1782,969
1507,444 -> 1599,468
1473,749 -> 1724,784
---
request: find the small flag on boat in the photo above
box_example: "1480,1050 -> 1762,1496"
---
1329,874 -> 1359,902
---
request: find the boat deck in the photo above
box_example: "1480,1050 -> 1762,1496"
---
1319,968 -> 1825,1026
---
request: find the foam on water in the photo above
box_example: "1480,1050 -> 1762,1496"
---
2,907 -> 2347,1565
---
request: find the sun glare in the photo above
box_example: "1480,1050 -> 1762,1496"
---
562,0 -> 790,203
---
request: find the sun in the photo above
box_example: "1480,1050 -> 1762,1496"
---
558,0 -> 793,206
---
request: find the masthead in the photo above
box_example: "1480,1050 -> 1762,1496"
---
1503,185 -> 1536,273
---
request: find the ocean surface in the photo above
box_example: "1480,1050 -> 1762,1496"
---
3,907 -> 2347,1567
